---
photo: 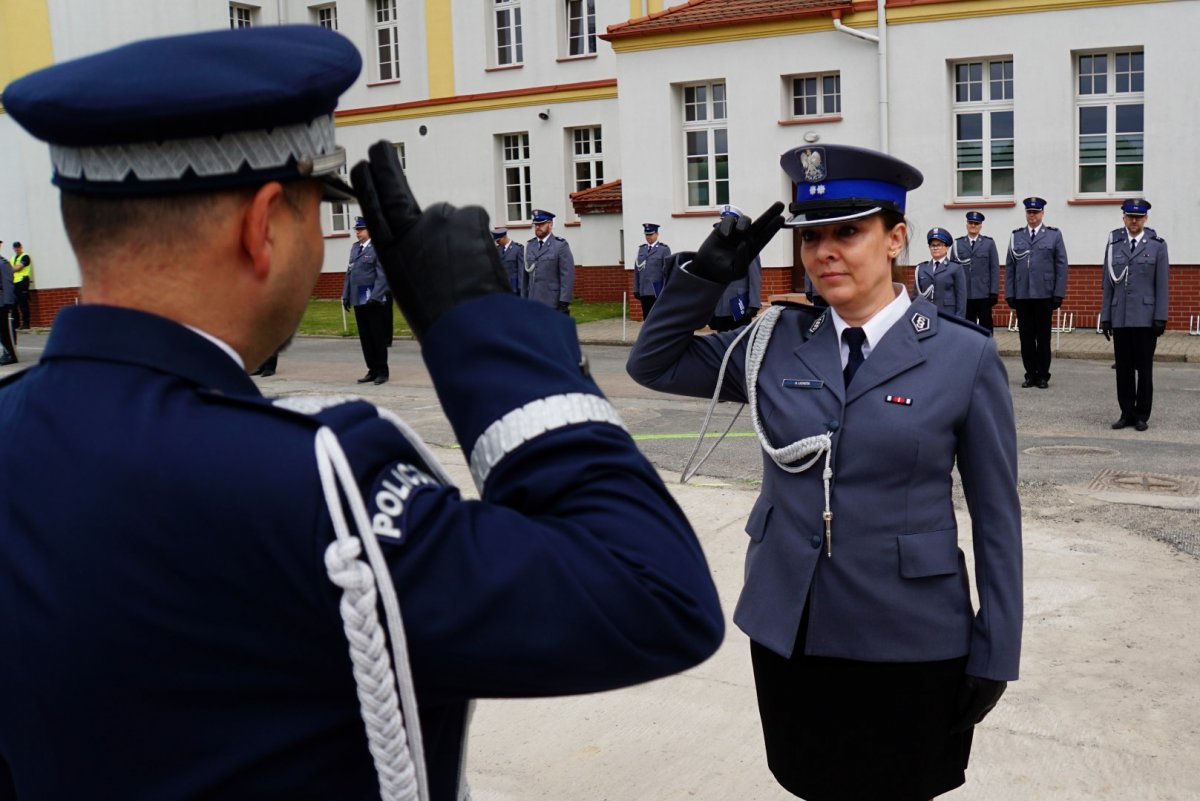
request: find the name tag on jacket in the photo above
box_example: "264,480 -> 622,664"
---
782,379 -> 824,390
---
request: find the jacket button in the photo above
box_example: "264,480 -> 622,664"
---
810,535 -> 822,549
827,420 -> 840,431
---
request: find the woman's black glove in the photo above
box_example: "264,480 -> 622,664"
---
350,140 -> 508,340
1101,320 -> 1112,341
688,202 -> 785,284
951,675 -> 1007,732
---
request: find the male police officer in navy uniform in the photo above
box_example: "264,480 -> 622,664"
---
343,215 -> 393,384
0,27 -> 722,801
1005,197 -> 1068,388
492,225 -> 524,293
634,223 -> 671,318
953,211 -> 1000,333
1101,198 -> 1169,431
523,208 -> 575,312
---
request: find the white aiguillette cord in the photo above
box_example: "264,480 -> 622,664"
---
315,426 -> 429,801
680,305 -> 837,555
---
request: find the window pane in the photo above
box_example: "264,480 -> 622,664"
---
713,128 -> 728,154
1115,103 -> 1143,133
1078,135 -> 1107,164
1079,106 -> 1106,135
805,96 -> 817,116
1131,72 -> 1144,92
956,141 -> 983,169
712,83 -> 726,120
1115,133 -> 1143,163
957,170 -> 983,196
1115,164 -> 1143,191
956,113 -> 983,141
688,183 -> 709,207
686,130 -> 708,156
687,158 -> 708,182
715,154 -> 729,181
991,110 -> 1013,139
1079,166 -> 1106,193
991,139 -> 1015,168
991,168 -> 1014,196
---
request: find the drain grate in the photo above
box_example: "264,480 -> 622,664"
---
1089,469 -> 1200,496
1024,445 -> 1120,457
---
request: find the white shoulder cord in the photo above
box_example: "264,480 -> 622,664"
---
1007,232 -> 1031,262
315,426 -> 430,801
914,266 -> 934,300
1105,238 -> 1128,285
680,305 -> 837,555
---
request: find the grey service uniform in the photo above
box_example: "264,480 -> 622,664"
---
912,258 -> 967,318
497,240 -> 524,294
523,234 -> 575,309
1004,225 -> 1068,383
952,234 -> 1000,332
1101,227 -> 1169,422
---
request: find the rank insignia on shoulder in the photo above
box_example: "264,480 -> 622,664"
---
809,312 -> 827,334
911,313 -> 930,333
885,394 -> 913,406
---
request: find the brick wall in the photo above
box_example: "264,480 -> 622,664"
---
23,287 -> 81,327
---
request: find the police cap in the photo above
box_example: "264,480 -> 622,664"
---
965,211 -> 985,223
780,144 -> 923,228
353,216 -> 369,230
1,26 -> 361,200
1121,198 -> 1151,216
642,223 -> 660,233
531,209 -> 556,223
927,228 -> 953,246
1022,197 -> 1048,210
491,226 -> 508,239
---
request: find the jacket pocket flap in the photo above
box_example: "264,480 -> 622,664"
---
897,528 -> 959,577
745,500 -> 773,542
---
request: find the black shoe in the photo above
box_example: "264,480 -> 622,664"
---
258,368 -> 275,377
0,354 -> 16,366
1021,379 -> 1036,388
1037,379 -> 1049,389
373,375 -> 389,385
1134,420 -> 1149,432
1111,416 -> 1132,430
356,373 -> 376,384
250,367 -> 265,376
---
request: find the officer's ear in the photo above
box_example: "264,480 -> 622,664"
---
240,181 -> 287,279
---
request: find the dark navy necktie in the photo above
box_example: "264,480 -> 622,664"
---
843,327 -> 867,387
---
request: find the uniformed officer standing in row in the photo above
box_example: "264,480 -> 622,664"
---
0,26 -> 723,801
634,222 -> 671,318
0,241 -> 16,365
912,227 -> 967,318
953,211 -> 1000,334
492,225 -> 524,293
1100,198 -> 1169,431
523,208 -> 575,313
1005,196 -> 1068,388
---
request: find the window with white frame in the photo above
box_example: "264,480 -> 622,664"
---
495,0 -> 523,66
375,0 -> 400,81
571,127 -> 604,191
501,133 -> 532,223
394,142 -> 406,170
565,0 -> 597,57
1076,49 -> 1144,194
229,3 -> 256,27
951,58 -> 1014,199
790,72 -> 841,118
314,3 -> 337,29
329,165 -> 352,233
682,82 -> 729,208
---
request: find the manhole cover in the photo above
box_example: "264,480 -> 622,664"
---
1089,469 -> 1200,496
1024,445 -> 1120,457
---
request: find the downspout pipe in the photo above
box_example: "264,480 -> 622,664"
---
831,4 -> 890,153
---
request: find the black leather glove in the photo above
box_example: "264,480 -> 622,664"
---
1005,296 -> 1015,306
951,675 -> 1007,733
1153,320 -> 1166,337
342,300 -> 351,311
1101,320 -> 1112,341
557,301 -> 571,314
351,141 -> 508,340
1051,296 -> 1063,310
987,294 -> 998,306
688,202 -> 785,284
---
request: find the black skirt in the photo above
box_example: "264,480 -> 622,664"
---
751,638 -> 973,801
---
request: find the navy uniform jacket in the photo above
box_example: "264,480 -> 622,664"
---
0,258 -> 13,305
523,234 -> 575,307
497,240 -> 525,294
627,269 -> 1022,682
342,240 -> 390,306
1004,226 -> 1068,300
1101,227 -> 1169,328
714,255 -> 763,321
952,235 -> 1000,299
634,241 -> 672,297
0,298 -> 723,801
912,259 -> 968,318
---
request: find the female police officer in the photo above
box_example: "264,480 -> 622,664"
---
913,227 -> 968,318
628,144 -> 1022,801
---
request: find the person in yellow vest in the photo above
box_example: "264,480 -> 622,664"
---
10,241 -> 32,330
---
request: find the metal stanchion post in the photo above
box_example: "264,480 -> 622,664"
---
622,291 -> 628,342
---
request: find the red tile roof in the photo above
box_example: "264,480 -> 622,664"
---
570,179 -> 623,215
604,0 -> 852,40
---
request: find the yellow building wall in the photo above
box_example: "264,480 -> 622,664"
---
0,0 -> 53,104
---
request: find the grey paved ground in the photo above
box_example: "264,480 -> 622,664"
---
3,320 -> 1199,800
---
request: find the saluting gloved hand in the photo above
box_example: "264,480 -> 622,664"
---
688,202 -> 786,284
1153,320 -> 1167,337
350,140 -> 508,340
1101,320 -> 1112,341
987,294 -> 998,307
1051,296 -> 1064,310
951,675 -> 1007,733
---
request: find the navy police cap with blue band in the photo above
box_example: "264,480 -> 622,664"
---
966,211 -> 986,223
780,144 -> 923,228
927,228 -> 953,246
1022,197 -> 1048,210
1121,197 -> 1151,216
531,209 -> 556,223
2,26 -> 362,200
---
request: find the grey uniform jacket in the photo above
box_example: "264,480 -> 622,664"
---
627,269 -> 1023,681
952,235 -> 1000,299
634,242 -> 672,297
341,241 -> 390,306
498,241 -> 525,294
1004,226 -> 1068,300
1101,227 -> 1169,328
0,259 -> 13,306
523,235 -> 575,307
714,255 -> 763,320
912,260 -> 967,318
